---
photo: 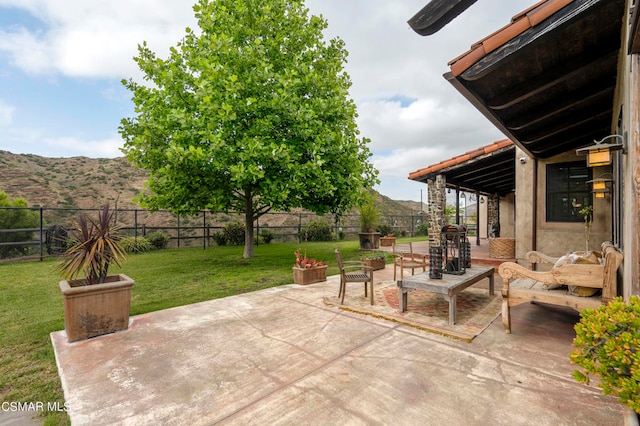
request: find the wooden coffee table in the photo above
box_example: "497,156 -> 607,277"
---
397,266 -> 495,325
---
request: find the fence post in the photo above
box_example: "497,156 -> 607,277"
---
177,214 -> 181,248
203,210 -> 206,250
39,207 -> 44,261
298,213 -> 302,243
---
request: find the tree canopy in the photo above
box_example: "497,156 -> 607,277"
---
119,0 -> 378,257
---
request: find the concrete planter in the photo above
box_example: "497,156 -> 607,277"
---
292,265 -> 327,285
59,274 -> 134,342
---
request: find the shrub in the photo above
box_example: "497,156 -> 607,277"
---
260,229 -> 275,244
0,191 -> 40,259
224,222 -> 245,246
376,223 -> 391,237
571,296 -> 640,413
416,222 -> 429,237
302,220 -> 332,242
120,236 -> 153,253
211,231 -> 227,246
146,231 -> 170,249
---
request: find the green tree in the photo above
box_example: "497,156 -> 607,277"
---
119,0 -> 378,258
0,191 -> 40,259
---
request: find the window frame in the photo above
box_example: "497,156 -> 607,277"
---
545,161 -> 592,223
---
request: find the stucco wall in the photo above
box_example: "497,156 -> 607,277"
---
514,149 -> 613,263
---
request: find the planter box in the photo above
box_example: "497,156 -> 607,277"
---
380,237 -> 395,247
59,274 -> 134,342
292,265 -> 327,285
362,258 -> 386,271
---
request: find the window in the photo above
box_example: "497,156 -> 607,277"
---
546,162 -> 592,222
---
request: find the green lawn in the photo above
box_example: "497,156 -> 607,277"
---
0,240 -> 374,425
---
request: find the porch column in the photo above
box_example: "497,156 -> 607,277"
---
427,174 -> 447,247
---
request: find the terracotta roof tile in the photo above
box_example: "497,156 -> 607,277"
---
448,0 -> 573,76
408,139 -> 513,180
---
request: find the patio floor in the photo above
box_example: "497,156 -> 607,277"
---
50,241 -> 625,425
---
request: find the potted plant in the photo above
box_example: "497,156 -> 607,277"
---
57,205 -> 134,342
360,252 -> 389,271
570,296 -> 640,415
358,196 -> 381,250
292,248 -> 327,285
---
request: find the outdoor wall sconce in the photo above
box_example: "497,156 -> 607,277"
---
587,174 -> 613,199
576,134 -> 625,167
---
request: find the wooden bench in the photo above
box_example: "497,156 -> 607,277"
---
498,242 -> 623,333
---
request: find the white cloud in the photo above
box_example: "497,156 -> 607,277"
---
0,99 -> 15,126
43,135 -> 124,158
0,0 -> 196,78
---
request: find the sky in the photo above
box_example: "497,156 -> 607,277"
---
0,0 -> 534,202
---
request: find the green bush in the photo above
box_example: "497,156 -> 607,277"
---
416,222 -> 429,237
376,223 -> 392,237
0,191 -> 40,259
260,229 -> 275,244
302,220 -> 333,242
146,231 -> 170,249
224,222 -> 245,246
211,231 -> 227,246
571,296 -> 640,413
120,236 -> 153,253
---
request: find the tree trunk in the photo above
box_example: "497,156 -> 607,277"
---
243,191 -> 255,258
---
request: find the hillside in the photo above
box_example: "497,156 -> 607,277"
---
0,150 -> 418,220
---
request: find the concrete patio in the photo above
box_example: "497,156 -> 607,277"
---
50,250 -> 625,425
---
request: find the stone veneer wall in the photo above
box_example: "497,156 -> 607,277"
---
487,195 -> 499,236
427,174 -> 446,246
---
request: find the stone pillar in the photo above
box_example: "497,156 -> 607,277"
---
487,195 -> 500,237
427,175 -> 447,246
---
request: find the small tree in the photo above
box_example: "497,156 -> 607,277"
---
120,0 -> 378,258
0,191 -> 40,259
359,193 -> 380,233
579,205 -> 593,251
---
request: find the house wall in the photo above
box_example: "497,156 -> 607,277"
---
513,148 -> 613,263
499,193 -> 515,239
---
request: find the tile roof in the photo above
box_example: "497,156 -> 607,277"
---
447,0 -> 573,76
408,139 -> 513,180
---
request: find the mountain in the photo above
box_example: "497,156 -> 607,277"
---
0,150 -> 417,218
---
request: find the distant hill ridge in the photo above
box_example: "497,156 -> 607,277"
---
0,150 -> 421,217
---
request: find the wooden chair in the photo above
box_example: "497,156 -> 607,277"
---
393,242 -> 427,280
335,249 -> 375,305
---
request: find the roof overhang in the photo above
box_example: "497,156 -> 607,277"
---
409,140 -> 515,196
408,0 -> 478,36
444,0 -> 626,159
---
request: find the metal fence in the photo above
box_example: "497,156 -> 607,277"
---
0,206 -> 444,262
